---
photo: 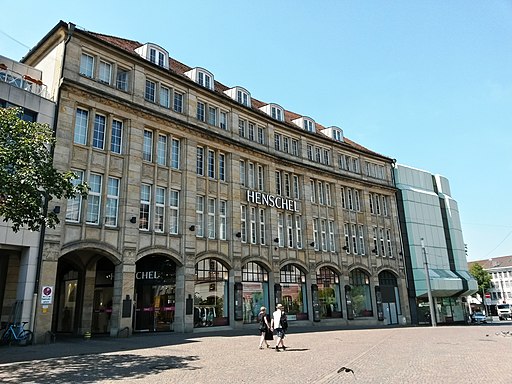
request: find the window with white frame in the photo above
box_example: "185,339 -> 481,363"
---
145,79 -> 156,102
196,147 -> 204,176
86,173 -> 102,225
354,190 -> 361,211
74,108 -> 88,145
208,106 -> 217,126
237,89 -> 249,106
284,173 -> 291,197
169,189 -> 179,234
278,213 -> 284,247
307,145 -> 313,161
240,160 -> 246,187
275,171 -> 282,195
351,224 -> 358,254
379,228 -> 386,256
139,184 -> 151,230
143,130 -> 153,162
295,215 -> 303,249
66,170 -> 84,222
274,133 -> 282,151
197,101 -> 205,122
208,149 -> 215,179
303,119 -> 314,132
111,119 -> 123,154
196,195 -> 204,237
372,227 -> 378,255
386,229 -> 393,257
310,179 -> 316,203
155,187 -> 165,232
105,177 -> 119,227
375,194 -> 381,215
291,139 -> 299,156
293,175 -> 300,199
358,225 -> 365,255
248,122 -> 255,141
313,219 -> 319,251
286,214 -> 293,248
283,137 -> 289,153
92,114 -> 106,149
241,205 -> 247,243
220,111 -> 228,130
325,184 -> 332,206
250,207 -> 257,244
239,118 -> 246,138
160,85 -> 170,108
219,153 -> 225,181
257,126 -> 265,144
248,162 -> 255,189
340,187 -> 346,208
80,53 -> 94,78
257,165 -> 264,191
382,195 -> 389,216
318,182 -> 325,205
369,193 -> 375,214
219,200 -> 227,240
329,221 -> 335,252
320,219 -> 327,251
344,223 -> 350,253
157,134 -> 167,166
197,71 -> 212,89
116,68 -> 129,91
347,188 -> 354,210
98,60 -> 112,84
173,91 -> 184,113
208,198 -> 216,239
271,106 -> 283,121
259,208 -> 266,245
171,138 -> 180,169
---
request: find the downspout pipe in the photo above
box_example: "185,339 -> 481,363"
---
31,22 -> 75,342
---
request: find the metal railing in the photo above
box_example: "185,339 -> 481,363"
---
0,64 -> 49,99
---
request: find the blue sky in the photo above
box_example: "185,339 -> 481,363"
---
1,1 -> 511,261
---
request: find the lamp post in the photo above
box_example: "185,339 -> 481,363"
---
421,238 -> 437,327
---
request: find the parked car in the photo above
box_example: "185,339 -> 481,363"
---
471,312 -> 487,324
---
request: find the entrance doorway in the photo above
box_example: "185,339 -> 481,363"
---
134,255 -> 176,332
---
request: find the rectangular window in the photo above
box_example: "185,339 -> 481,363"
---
92,114 -> 106,149
257,126 -> 265,144
74,108 -> 88,145
219,153 -> 225,181
344,223 -> 350,253
208,106 -> 217,125
372,227 -> 378,255
241,205 -> 247,243
111,119 -> 122,154
116,68 -> 129,91
347,188 -> 353,210
315,147 -> 321,163
239,119 -> 246,137
66,170 -> 83,222
369,193 -> 374,214
310,179 -> 316,203
98,60 -> 111,84
250,207 -> 257,244
284,173 -> 291,197
320,219 -> 327,251
80,53 -> 94,78
248,122 -> 255,141
240,160 -> 246,187
295,215 -> 302,249
386,229 -> 393,258
220,111 -> 228,130
145,80 -> 156,102
169,190 -> 179,234
160,86 -> 170,108
307,145 -> 313,161
155,187 -> 165,232
354,190 -> 361,212
293,175 -> 300,199
325,184 -> 332,206
329,221 -> 335,252
313,219 -> 319,251
323,149 -> 330,165
380,228 -> 386,256
208,149 -> 215,178
382,196 -> 388,216
196,147 -> 204,176
139,184 -> 151,230
219,200 -> 227,240
287,214 -> 294,248
318,182 -> 325,205
259,208 -> 266,245
248,163 -> 255,189
173,91 -> 183,113
105,177 -> 119,227
197,101 -> 205,121
208,198 -> 216,239
376,194 -> 381,215
275,171 -> 282,195
291,139 -> 299,156
86,173 -> 102,225
171,138 -> 180,169
283,137 -> 289,153
257,165 -> 264,191
351,224 -> 358,254
196,196 -> 204,237
274,133 -> 282,151
143,130 -> 153,162
358,225 -> 365,255
157,134 -> 167,165
278,213 -> 284,247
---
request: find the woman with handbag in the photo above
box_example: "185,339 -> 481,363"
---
258,306 -> 272,349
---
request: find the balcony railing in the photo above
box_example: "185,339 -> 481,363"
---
0,63 -> 49,99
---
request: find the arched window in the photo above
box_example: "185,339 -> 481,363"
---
316,267 -> 342,318
241,262 -> 269,324
349,269 -> 373,318
194,258 -> 229,327
280,265 -> 308,320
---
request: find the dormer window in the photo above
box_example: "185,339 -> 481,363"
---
135,43 -> 169,69
224,86 -> 251,107
292,116 -> 315,132
185,67 -> 215,91
259,103 -> 284,122
320,126 -> 344,142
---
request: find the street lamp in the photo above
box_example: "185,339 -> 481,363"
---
421,238 -> 437,327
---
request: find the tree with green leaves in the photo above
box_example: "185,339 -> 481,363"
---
469,263 -> 492,297
0,107 -> 88,232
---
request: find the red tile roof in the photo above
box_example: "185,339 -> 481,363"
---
468,255 -> 512,269
88,30 -> 386,159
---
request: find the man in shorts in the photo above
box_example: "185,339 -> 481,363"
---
271,303 -> 287,351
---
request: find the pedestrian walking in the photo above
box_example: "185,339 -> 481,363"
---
271,303 -> 287,351
258,306 -> 272,349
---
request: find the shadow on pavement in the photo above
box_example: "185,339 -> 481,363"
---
0,353 -> 200,383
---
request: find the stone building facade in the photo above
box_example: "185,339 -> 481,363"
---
16,21 -> 409,341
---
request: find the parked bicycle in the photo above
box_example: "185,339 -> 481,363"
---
0,321 -> 33,346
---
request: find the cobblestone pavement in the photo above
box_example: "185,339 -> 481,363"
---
1,323 -> 511,383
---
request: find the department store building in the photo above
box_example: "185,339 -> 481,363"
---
8,21 -> 410,341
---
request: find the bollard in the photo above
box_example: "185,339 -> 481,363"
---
83,331 -> 91,341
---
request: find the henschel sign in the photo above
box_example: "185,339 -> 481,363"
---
246,190 -> 299,212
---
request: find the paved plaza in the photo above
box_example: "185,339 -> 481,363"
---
1,322 -> 511,383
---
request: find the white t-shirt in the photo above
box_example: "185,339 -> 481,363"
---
272,309 -> 283,329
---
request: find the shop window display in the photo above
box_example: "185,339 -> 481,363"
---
349,269 -> 373,317
316,267 -> 342,318
242,262 -> 269,324
280,264 -> 308,320
194,258 -> 229,327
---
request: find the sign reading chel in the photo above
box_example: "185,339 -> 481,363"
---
246,190 -> 299,212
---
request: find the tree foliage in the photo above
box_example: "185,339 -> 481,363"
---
0,107 -> 88,232
469,263 -> 492,295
